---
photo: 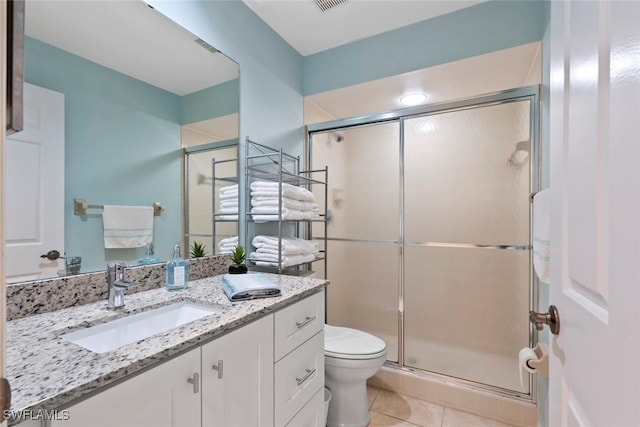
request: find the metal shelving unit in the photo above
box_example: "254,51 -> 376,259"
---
245,137 -> 328,276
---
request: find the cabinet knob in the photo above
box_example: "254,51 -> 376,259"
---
212,360 -> 224,379
187,372 -> 199,394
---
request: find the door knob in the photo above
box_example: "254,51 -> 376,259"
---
529,305 -> 560,335
40,250 -> 64,261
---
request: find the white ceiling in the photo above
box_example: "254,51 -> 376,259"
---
25,0 -> 238,96
242,0 -> 487,56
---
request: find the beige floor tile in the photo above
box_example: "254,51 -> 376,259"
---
368,385 -> 381,408
371,389 -> 444,427
442,407 -> 516,427
368,411 -> 421,427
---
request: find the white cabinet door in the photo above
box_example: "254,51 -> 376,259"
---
202,315 -> 274,427
51,348 -> 201,427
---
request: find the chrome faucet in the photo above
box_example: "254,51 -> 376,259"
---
107,263 -> 138,309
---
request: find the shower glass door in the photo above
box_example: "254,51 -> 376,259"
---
403,101 -> 532,392
310,122 -> 401,362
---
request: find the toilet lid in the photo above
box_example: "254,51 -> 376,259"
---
324,324 -> 387,360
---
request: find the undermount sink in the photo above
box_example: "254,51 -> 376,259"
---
61,302 -> 220,353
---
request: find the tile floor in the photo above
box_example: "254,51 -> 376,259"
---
366,386 -> 516,427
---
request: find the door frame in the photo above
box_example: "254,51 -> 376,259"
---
305,85 -> 541,401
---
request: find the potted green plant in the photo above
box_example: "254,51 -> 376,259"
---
228,245 -> 248,274
190,241 -> 206,258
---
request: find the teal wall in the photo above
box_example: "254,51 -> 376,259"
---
24,37 -> 183,271
303,0 -> 549,95
182,78 -> 239,124
148,0 -> 305,244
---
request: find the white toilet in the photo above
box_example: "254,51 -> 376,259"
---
324,324 -> 387,427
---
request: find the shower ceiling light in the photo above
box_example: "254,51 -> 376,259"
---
400,93 -> 427,106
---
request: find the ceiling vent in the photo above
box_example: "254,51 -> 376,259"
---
194,38 -> 219,55
313,0 -> 348,13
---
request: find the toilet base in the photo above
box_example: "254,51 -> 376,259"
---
325,376 -> 370,427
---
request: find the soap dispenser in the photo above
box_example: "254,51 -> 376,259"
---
166,244 -> 189,291
138,242 -> 162,265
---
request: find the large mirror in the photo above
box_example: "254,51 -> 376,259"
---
5,0 -> 239,283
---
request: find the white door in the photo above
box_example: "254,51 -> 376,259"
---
5,83 -> 64,283
549,1 -> 640,425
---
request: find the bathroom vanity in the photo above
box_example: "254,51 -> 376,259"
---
6,274 -> 327,427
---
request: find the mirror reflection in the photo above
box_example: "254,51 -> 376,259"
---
5,0 -> 239,283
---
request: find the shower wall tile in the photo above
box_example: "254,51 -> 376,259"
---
477,391 -> 501,418
368,367 -> 537,427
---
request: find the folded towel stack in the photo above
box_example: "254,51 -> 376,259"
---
218,235 -> 238,255
249,235 -> 319,268
221,273 -> 281,301
218,184 -> 238,220
250,181 -> 319,222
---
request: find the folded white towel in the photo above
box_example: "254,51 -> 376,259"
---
219,207 -> 239,215
533,189 -> 550,284
250,206 -> 316,221
251,197 -> 316,212
219,236 -> 238,245
218,215 -> 238,221
250,181 -> 315,202
102,205 -> 154,249
252,235 -> 318,255
220,200 -> 239,209
219,184 -> 238,194
219,192 -> 238,200
249,252 -> 316,268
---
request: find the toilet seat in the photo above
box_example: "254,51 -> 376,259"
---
325,324 -> 387,360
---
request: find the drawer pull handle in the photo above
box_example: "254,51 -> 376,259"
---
212,360 -> 224,379
187,373 -> 199,394
295,316 -> 316,329
296,368 -> 316,386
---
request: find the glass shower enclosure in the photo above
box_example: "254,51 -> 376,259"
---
307,87 -> 539,398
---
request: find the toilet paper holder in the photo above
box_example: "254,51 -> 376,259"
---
529,305 -> 560,335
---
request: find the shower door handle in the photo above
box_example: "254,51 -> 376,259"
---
529,305 -> 560,335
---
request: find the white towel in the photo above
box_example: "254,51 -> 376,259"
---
221,199 -> 239,207
218,215 -> 238,221
102,205 -> 154,249
251,197 -> 315,212
251,207 -> 316,222
252,235 -> 318,255
219,184 -> 238,194
219,207 -> 239,215
219,192 -> 238,200
219,236 -> 238,245
249,252 -> 316,268
250,181 -> 315,202
533,189 -> 550,284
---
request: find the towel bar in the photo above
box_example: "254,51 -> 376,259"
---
74,198 -> 163,216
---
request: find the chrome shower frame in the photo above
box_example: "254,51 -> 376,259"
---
305,85 -> 541,402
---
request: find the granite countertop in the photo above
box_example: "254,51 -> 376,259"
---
6,273 -> 327,421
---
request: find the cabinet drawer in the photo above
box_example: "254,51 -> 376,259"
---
274,290 -> 324,361
285,386 -> 325,427
275,331 -> 324,427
